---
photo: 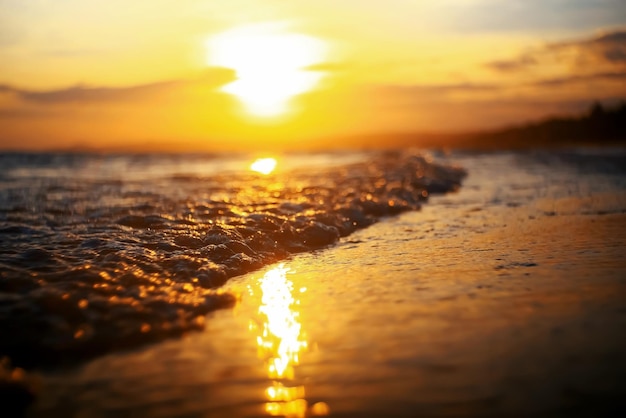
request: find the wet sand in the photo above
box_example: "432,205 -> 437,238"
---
28,151 -> 626,417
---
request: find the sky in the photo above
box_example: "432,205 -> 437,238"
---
0,0 -> 625,151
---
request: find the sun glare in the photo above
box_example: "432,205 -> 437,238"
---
250,157 -> 277,175
251,264 -> 323,417
207,23 -> 327,116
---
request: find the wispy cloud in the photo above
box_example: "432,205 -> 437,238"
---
395,82 -> 499,93
374,83 -> 500,102
530,71 -> 626,87
485,29 -> 626,73
485,55 -> 537,72
1,68 -> 235,105
554,30 -> 626,64
377,71 -> 626,100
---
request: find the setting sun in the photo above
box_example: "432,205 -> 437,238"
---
206,24 -> 327,116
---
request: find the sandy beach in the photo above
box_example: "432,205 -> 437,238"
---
22,150 -> 626,418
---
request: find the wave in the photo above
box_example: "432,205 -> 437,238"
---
0,150 -> 465,367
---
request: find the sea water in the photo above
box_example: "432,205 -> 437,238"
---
2,149 -> 626,417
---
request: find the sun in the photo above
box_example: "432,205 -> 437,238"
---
206,23 -> 327,116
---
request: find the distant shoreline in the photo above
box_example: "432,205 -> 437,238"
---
1,102 -> 624,154
328,102 -> 626,152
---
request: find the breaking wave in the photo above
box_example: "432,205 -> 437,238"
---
0,150 -> 465,367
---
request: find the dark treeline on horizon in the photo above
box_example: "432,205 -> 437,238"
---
339,102 -> 626,151
462,101 -> 626,149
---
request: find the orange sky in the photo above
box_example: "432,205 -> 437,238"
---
0,0 -> 625,151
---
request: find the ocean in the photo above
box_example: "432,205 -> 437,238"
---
1,149 -> 625,417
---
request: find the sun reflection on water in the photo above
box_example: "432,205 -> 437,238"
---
251,264 -> 329,417
250,157 -> 277,175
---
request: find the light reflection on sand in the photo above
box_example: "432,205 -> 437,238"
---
250,264 -> 329,417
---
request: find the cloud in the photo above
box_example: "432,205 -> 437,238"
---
1,67 -> 236,105
3,81 -> 182,104
387,71 -> 626,96
410,82 -> 499,93
485,29 -> 626,73
380,82 -> 499,97
529,71 -> 626,87
484,55 -> 537,72
549,29 -> 626,66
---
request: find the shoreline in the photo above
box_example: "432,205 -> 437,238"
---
25,150 -> 626,417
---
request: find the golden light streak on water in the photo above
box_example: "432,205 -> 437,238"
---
252,264 -> 328,417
